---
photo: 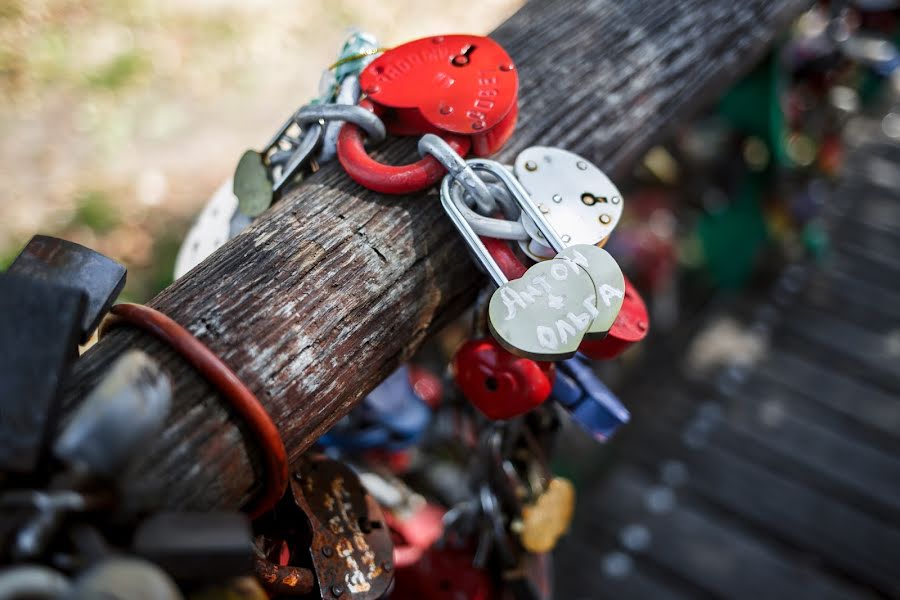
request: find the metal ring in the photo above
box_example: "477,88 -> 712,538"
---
295,103 -> 386,143
418,134 -> 496,214
337,100 -> 470,195
100,303 -> 288,520
444,177 -> 530,241
319,74 -> 362,163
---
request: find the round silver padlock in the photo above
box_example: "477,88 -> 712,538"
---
514,147 -> 624,250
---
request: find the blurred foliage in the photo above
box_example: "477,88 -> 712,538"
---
73,190 -> 120,233
84,49 -> 150,90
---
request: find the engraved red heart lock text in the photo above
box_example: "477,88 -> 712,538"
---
452,338 -> 555,421
338,34 -> 518,194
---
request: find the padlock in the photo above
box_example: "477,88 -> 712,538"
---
383,502 -> 445,569
483,428 -> 574,558
234,103 -> 384,217
337,35 -> 518,194
515,476 -> 575,554
8,235 -> 126,343
0,272 -> 84,476
512,147 -> 624,259
452,338 -> 555,420
577,275 -> 649,360
440,159 -> 617,361
317,365 -> 432,452
451,156 -> 627,340
253,454 -> 394,599
360,35 -> 518,155
0,565 -> 72,598
552,355 -> 630,441
54,350 -> 171,479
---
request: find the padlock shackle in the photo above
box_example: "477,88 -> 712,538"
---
272,123 -> 323,193
440,175 -> 509,286
466,159 -> 567,252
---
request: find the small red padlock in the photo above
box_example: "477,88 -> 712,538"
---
338,35 -> 518,194
384,503 -> 446,569
452,338 -> 555,420
578,275 -> 649,360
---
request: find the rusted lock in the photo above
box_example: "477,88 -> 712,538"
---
254,454 -> 394,599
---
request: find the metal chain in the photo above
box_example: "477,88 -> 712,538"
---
418,134 -> 496,214
295,102 -> 387,145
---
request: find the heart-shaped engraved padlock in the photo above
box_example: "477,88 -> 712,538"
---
557,244 -> 625,338
440,158 -> 611,360
488,258 -> 599,360
360,35 -> 518,155
514,147 -> 624,255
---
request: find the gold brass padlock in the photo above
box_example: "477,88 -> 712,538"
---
515,477 -> 576,554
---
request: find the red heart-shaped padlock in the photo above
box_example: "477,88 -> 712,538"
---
578,275 -> 649,360
360,35 -> 518,156
452,338 -> 555,420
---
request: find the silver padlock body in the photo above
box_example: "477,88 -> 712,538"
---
514,147 -> 623,248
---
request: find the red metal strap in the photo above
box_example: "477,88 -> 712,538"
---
100,303 -> 288,519
336,99 -> 471,194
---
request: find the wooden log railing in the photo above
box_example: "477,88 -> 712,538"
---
61,0 -> 810,510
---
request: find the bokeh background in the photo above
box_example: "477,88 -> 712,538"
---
0,0 -> 521,300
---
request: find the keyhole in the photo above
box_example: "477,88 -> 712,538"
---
484,376 -> 498,391
451,44 -> 477,66
581,192 -> 609,206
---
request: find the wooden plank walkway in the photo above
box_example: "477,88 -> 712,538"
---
555,124 -> 900,598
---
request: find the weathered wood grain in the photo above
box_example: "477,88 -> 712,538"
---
61,0 -> 810,510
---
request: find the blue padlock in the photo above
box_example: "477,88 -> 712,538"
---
552,355 -> 630,442
318,365 -> 432,452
